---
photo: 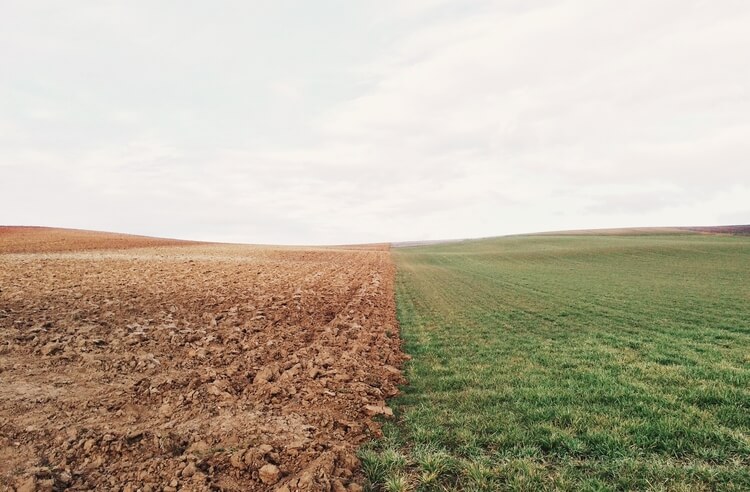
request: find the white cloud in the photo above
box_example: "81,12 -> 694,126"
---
1,1 -> 748,244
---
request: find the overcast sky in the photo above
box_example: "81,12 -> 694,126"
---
2,1 -> 749,244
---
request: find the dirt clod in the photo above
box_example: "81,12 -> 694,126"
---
40,342 -> 61,356
363,404 -> 394,417
259,463 -> 281,484
16,476 -> 36,492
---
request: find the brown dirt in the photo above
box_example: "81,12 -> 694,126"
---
0,229 -> 405,491
683,225 -> 750,235
0,226 -> 198,254
530,225 -> 750,236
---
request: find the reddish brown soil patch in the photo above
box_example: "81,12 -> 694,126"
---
0,226 -> 197,254
0,232 -> 405,491
530,225 -> 750,236
684,225 -> 750,235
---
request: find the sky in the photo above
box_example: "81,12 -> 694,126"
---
1,1 -> 749,245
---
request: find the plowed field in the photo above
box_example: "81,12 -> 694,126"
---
0,228 -> 405,491
0,226 -> 196,254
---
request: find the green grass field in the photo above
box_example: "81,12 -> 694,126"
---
361,234 -> 750,491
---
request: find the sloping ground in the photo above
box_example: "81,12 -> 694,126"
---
372,234 -> 750,490
0,226 -> 197,253
685,224 -> 750,235
530,225 -> 750,236
0,230 -> 405,491
530,226 -> 694,236
392,225 -> 750,249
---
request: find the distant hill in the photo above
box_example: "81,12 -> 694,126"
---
530,225 -> 750,236
682,225 -> 750,235
394,225 -> 750,248
0,226 -> 197,254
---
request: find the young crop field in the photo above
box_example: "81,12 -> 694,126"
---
362,234 -> 750,491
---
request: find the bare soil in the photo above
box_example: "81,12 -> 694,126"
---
684,224 -> 750,235
0,227 -> 197,254
531,225 -> 750,236
0,229 -> 405,491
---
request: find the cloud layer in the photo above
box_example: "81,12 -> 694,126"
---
2,1 -> 748,244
